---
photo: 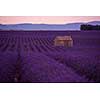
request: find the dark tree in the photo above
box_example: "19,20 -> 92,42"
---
80,24 -> 100,30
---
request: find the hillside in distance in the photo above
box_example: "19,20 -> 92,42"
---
0,21 -> 100,30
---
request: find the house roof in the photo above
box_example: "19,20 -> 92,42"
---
55,36 -> 73,41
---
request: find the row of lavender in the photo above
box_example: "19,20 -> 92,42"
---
0,52 -> 89,83
0,31 -> 100,52
0,30 -> 100,82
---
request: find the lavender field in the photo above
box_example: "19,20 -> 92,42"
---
0,30 -> 100,83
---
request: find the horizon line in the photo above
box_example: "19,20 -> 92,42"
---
0,20 -> 100,25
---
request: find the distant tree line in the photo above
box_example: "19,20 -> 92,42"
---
80,24 -> 100,30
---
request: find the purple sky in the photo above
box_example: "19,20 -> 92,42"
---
0,16 -> 100,24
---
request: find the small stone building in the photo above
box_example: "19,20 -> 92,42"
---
54,36 -> 73,47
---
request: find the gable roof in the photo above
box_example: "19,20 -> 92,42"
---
55,36 -> 73,41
